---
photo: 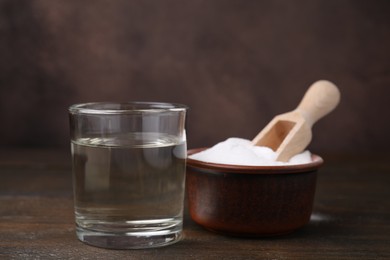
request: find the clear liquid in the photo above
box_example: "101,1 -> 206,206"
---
71,133 -> 186,249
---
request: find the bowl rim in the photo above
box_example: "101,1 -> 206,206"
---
187,148 -> 324,174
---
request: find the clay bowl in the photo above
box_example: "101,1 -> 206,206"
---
186,148 -> 324,237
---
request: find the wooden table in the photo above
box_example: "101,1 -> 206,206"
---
1,149 -> 389,259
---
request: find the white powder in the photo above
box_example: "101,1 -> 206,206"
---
189,138 -> 312,166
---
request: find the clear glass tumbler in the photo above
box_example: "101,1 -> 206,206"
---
69,102 -> 188,249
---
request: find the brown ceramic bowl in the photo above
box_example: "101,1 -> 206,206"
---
186,148 -> 324,237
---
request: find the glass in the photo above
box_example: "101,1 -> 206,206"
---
69,102 -> 188,249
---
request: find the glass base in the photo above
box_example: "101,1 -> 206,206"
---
76,221 -> 182,249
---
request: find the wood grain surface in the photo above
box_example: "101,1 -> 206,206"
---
0,149 -> 389,259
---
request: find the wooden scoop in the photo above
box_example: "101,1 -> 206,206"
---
252,80 -> 341,162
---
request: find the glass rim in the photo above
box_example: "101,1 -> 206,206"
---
69,101 -> 188,115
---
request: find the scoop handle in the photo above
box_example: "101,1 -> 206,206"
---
296,80 -> 341,126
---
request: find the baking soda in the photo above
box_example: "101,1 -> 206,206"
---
189,138 -> 312,166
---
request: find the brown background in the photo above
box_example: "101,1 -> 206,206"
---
0,0 -> 389,155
